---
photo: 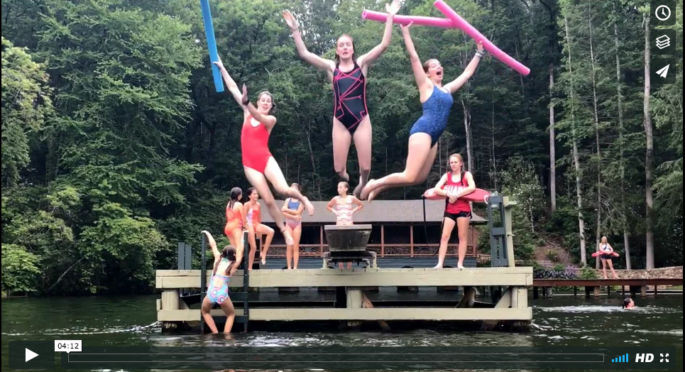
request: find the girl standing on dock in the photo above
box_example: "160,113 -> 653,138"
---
244,187 -> 275,269
201,230 -> 236,334
283,1 -> 402,196
598,236 -> 619,279
327,181 -> 364,269
282,183 -> 306,270
224,187 -> 245,270
213,59 -> 315,248
432,154 -> 476,270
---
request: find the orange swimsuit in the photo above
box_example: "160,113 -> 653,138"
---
224,202 -> 243,237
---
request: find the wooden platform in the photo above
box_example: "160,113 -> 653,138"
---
156,267 -> 533,328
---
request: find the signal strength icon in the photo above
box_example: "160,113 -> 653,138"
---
612,354 -> 630,363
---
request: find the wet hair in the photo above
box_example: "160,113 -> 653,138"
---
335,34 -> 357,64
228,187 -> 243,209
423,59 -> 439,73
247,187 -> 258,198
214,246 -> 237,276
622,297 -> 632,309
449,153 -> 466,174
257,91 -> 276,114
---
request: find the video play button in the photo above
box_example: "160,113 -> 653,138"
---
9,341 -> 53,369
25,348 -> 39,362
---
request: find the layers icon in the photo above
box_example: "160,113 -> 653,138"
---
656,35 -> 671,50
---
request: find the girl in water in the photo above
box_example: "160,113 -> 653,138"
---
360,24 -> 484,201
433,154 -> 476,270
283,1 -> 402,196
224,187 -> 245,269
327,181 -> 364,269
598,236 -> 619,279
200,230 -> 236,334
281,183 -> 306,270
244,187 -> 275,269
622,297 -> 635,309
214,59 -> 314,247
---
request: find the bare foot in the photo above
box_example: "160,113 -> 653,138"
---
353,176 -> 363,198
457,264 -> 465,270
303,197 -> 315,216
260,252 -> 266,266
281,228 -> 294,246
360,179 -> 378,200
433,264 -> 444,269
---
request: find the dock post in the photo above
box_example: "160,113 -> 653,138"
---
641,286 -> 647,297
346,288 -> 363,328
533,287 -> 539,300
573,286 -> 578,297
161,290 -> 180,331
593,287 -> 600,298
584,286 -> 592,299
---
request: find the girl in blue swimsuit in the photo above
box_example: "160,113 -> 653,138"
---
361,24 -> 484,201
200,230 -> 237,334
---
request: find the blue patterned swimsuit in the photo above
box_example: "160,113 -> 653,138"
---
207,258 -> 231,304
409,85 -> 454,146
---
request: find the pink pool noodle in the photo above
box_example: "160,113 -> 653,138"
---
362,10 -> 455,28
433,0 -> 530,76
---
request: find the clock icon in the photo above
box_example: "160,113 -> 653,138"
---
655,5 -> 672,22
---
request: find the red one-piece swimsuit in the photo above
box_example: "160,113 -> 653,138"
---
241,115 -> 272,173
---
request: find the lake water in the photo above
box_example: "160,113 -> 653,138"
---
2,293 -> 682,371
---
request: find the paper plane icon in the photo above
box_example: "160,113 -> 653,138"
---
657,65 -> 670,78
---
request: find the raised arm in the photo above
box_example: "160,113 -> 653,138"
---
241,85 -> 277,129
401,24 -> 430,93
202,230 -> 221,262
213,60 -> 247,112
358,1 -> 401,68
432,174 -> 449,196
444,42 -> 484,94
283,10 -> 335,74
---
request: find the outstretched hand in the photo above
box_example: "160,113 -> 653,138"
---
241,84 -> 249,106
476,41 -> 485,53
386,0 -> 401,16
213,60 -> 226,71
282,10 -> 299,31
400,22 -> 413,32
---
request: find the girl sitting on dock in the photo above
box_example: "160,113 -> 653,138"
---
597,236 -> 619,280
244,187 -> 275,268
328,181 -> 364,269
201,230 -> 237,334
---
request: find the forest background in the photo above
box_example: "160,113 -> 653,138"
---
2,0 -> 682,295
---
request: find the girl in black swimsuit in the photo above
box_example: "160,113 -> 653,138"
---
283,1 -> 401,196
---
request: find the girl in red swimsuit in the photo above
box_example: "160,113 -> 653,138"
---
214,59 -> 314,246
432,154 -> 476,270
283,1 -> 402,197
224,187 -> 245,267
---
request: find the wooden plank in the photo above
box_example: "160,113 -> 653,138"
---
158,309 -> 244,322
534,279 -> 683,287
158,308 -> 532,322
156,268 -> 533,289
249,308 -> 532,321
512,287 -> 528,309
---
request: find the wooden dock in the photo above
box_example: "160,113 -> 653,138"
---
157,196 -> 536,332
532,278 -> 684,298
156,267 -> 533,325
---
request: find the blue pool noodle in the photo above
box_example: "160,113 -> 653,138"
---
200,0 -> 224,92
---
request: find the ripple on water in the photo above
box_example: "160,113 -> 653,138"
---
536,305 -> 681,314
